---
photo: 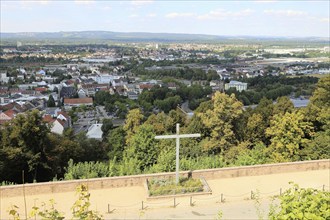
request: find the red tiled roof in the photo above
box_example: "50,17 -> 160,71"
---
4,109 -> 18,118
57,111 -> 69,119
66,80 -> 75,85
82,84 -> 109,89
139,84 -> 154,89
55,119 -> 66,126
43,114 -> 54,123
35,87 -> 47,92
21,90 -> 36,95
64,98 -> 93,104
0,102 -> 24,112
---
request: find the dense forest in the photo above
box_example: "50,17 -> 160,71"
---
227,76 -> 319,105
0,75 -> 329,184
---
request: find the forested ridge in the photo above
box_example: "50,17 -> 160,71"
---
0,75 -> 329,184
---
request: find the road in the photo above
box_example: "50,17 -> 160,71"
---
181,101 -> 193,113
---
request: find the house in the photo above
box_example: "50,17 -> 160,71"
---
127,91 -> 139,100
80,84 -> 109,97
95,74 -> 113,84
209,80 -> 224,92
0,109 -> 18,125
111,78 -> 128,87
51,119 -> 67,135
86,124 -> 103,140
0,73 -> 11,83
63,97 -> 93,109
44,107 -> 61,117
225,81 -> 248,92
167,82 -> 179,91
60,86 -> 76,99
192,80 -> 209,86
112,85 -> 125,95
124,84 -> 137,93
137,84 -> 154,93
57,111 -> 71,127
0,102 -> 25,112
35,87 -> 48,93
43,110 -> 71,134
77,88 -> 87,98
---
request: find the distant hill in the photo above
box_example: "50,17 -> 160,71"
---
0,31 -> 329,44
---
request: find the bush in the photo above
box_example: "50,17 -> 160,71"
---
148,177 -> 204,196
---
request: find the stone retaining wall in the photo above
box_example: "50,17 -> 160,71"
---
1,159 -> 329,197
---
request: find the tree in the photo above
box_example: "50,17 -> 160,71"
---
273,96 -> 294,115
48,133 -> 83,178
266,111 -> 313,162
309,75 -> 330,108
198,92 -> 243,154
75,132 -> 106,161
245,113 -> 266,144
144,112 -> 174,135
168,109 -> 187,128
306,75 -> 330,132
94,91 -> 111,105
299,131 -> 330,160
253,97 -> 274,144
1,110 -> 51,183
124,124 -> 157,170
47,94 -> 56,107
269,182 -> 330,220
106,126 -> 126,161
101,118 -> 113,139
123,108 -> 144,145
154,95 -> 182,113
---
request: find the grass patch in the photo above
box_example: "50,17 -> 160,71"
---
148,177 -> 204,196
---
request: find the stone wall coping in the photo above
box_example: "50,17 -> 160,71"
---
1,159 -> 329,191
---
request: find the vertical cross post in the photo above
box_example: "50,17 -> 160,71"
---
175,123 -> 180,184
155,123 -> 201,185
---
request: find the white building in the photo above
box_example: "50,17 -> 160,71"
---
0,73 -> 11,83
225,81 -> 248,92
95,74 -> 113,84
86,124 -> 103,140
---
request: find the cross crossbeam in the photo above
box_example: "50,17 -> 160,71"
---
155,123 -> 201,184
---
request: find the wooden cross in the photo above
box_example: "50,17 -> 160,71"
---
155,123 -> 201,184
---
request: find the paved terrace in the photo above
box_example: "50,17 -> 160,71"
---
1,160 -> 329,219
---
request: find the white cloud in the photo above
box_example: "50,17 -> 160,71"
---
319,17 -> 330,23
18,0 -> 50,9
309,16 -> 330,23
129,14 -> 139,18
101,6 -> 111,11
21,0 -> 50,5
38,0 -> 49,5
197,9 -> 254,20
74,0 -> 95,5
253,0 -> 277,3
263,9 -> 307,17
165,12 -> 195,19
147,13 -> 157,17
131,0 -> 153,6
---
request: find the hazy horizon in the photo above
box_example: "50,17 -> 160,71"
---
1,0 -> 330,38
1,30 -> 329,39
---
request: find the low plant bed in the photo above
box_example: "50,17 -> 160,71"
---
147,177 -> 205,197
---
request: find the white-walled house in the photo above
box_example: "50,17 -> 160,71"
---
51,119 -> 66,135
86,124 -> 103,140
225,81 -> 248,92
43,111 -> 71,135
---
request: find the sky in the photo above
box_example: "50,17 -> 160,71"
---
1,0 -> 329,37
